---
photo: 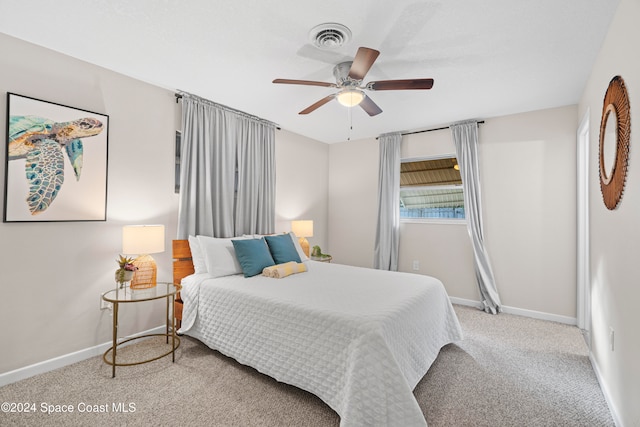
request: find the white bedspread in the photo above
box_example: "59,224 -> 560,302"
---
179,261 -> 463,426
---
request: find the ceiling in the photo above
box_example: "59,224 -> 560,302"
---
0,0 -> 619,143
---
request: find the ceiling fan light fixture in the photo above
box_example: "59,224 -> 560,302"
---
336,89 -> 364,107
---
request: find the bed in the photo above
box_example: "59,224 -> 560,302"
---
172,235 -> 463,427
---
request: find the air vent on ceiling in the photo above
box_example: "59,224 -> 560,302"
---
309,23 -> 352,49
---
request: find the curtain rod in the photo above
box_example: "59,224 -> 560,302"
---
175,92 -> 280,130
376,120 -> 485,139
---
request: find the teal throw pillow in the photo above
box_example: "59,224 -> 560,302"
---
232,238 -> 275,277
264,234 -> 302,264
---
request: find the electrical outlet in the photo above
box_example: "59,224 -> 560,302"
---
609,327 -> 615,352
100,295 -> 112,311
412,260 -> 420,271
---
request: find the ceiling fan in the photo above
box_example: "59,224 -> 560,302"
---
273,47 -> 434,117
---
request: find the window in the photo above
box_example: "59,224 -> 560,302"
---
400,156 -> 465,220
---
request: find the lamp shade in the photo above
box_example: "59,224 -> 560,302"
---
122,225 -> 165,255
291,220 -> 313,238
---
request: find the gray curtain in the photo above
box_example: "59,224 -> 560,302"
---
177,92 -> 276,239
374,132 -> 401,271
235,119 -> 276,236
450,120 -> 502,314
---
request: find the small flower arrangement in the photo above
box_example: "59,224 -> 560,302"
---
116,255 -> 138,287
117,255 -> 138,271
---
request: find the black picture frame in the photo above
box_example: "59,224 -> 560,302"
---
4,93 -> 109,222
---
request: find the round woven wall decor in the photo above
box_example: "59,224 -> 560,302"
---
599,75 -> 631,210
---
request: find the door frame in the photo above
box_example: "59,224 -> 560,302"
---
576,109 -> 591,343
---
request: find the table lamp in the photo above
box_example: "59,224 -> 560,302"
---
122,224 -> 165,289
291,220 -> 313,257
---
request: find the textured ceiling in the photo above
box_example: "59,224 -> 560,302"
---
0,0 -> 619,143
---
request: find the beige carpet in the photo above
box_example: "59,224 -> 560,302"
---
0,305 -> 614,426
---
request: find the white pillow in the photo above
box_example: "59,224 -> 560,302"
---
188,235 -> 207,274
288,232 -> 309,261
197,235 -> 247,278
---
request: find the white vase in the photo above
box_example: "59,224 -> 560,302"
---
116,269 -> 135,288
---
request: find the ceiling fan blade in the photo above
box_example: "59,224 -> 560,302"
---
368,78 -> 434,91
273,78 -> 336,88
348,47 -> 380,80
359,95 -> 383,116
299,94 -> 335,115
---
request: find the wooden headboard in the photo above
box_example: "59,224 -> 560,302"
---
173,239 -> 194,284
172,240 -> 193,327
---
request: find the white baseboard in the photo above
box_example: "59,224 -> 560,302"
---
0,325 -> 165,387
449,297 -> 577,325
449,297 -> 483,309
589,353 -> 623,427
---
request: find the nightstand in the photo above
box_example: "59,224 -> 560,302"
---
102,282 -> 181,377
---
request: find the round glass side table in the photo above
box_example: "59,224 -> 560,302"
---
102,282 -> 181,378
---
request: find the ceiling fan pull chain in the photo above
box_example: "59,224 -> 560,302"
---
347,105 -> 353,140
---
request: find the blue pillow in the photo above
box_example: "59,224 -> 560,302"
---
264,234 -> 302,264
232,238 -> 275,277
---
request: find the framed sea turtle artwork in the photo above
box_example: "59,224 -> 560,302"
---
4,93 -> 109,222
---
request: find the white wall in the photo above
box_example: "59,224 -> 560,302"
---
579,0 -> 640,424
0,33 -> 328,377
0,33 -> 179,375
327,137 -> 379,267
481,106 -> 578,317
328,105 -> 578,318
274,129 -> 329,252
